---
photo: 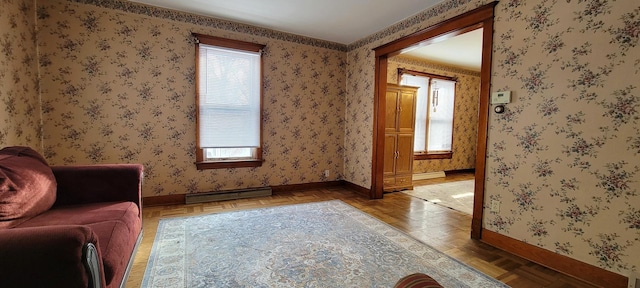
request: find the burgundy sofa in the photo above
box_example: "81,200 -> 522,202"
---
0,146 -> 143,288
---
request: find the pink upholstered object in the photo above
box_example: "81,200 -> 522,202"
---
0,147 -> 144,288
0,146 -> 56,228
18,202 -> 142,286
394,273 -> 444,288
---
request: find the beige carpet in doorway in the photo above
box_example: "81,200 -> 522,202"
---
402,180 -> 474,215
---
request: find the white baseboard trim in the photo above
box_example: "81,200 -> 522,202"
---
413,171 -> 446,180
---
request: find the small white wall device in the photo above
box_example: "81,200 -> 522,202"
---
491,91 -> 511,104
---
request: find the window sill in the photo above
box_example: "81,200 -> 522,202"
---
196,159 -> 264,170
414,152 -> 453,160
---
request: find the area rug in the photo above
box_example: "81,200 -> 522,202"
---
141,200 -> 507,288
403,180 -> 475,215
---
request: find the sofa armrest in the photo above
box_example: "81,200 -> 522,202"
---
0,225 -> 105,288
51,164 -> 143,210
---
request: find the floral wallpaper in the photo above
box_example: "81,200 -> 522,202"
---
0,0 -> 41,150
344,0 -> 639,278
485,0 -> 639,275
34,0 -> 346,196
2,0 -> 639,280
387,56 -> 480,174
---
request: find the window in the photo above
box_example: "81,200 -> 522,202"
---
398,69 -> 456,160
194,33 -> 265,169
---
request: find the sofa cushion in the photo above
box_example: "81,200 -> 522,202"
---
18,201 -> 140,228
394,273 -> 443,288
17,201 -> 142,286
0,146 -> 57,228
0,224 -> 100,288
88,220 -> 140,286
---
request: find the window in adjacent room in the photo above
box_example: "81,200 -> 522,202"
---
398,69 -> 457,160
194,33 -> 265,169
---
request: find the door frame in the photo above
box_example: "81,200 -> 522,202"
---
371,2 -> 497,239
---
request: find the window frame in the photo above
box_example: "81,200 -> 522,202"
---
397,68 -> 457,160
193,33 -> 266,170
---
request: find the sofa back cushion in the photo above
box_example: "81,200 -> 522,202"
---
0,146 -> 57,228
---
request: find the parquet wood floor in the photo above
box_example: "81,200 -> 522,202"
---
125,174 -> 598,288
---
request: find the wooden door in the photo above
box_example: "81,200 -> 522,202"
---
385,90 -> 399,133
397,90 -> 416,133
395,133 -> 414,175
383,134 -> 397,176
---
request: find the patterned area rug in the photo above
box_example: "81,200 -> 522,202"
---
403,180 -> 475,215
142,200 -> 507,287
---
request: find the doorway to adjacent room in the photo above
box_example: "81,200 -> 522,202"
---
371,3 -> 496,239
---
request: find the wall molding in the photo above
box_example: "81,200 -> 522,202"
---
346,0 -> 477,51
390,56 -> 481,77
142,180 -> 369,207
143,194 -> 185,207
66,0 -> 478,52
66,0 -> 347,51
271,181 -> 344,192
445,168 -> 475,175
413,171 -> 446,180
342,181 -> 371,198
481,230 -> 628,288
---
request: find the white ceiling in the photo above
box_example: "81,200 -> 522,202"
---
129,0 -> 482,70
401,28 -> 483,71
130,0 -> 445,44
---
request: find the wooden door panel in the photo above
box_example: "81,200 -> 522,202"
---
385,90 -> 399,132
398,90 -> 416,132
396,133 -> 414,174
383,134 -> 397,176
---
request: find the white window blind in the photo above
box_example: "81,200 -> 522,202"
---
401,75 -> 430,152
400,75 -> 455,153
427,79 -> 455,152
198,44 -> 261,148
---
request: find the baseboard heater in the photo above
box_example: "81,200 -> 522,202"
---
185,187 -> 272,204
413,171 -> 446,181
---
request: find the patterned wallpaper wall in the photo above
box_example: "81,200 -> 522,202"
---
486,0 -> 639,275
344,0 -> 639,277
2,0 -> 639,278
387,56 -> 480,174
35,0 -> 346,196
0,0 -> 41,150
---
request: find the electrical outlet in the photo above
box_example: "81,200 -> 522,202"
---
490,200 -> 500,212
324,170 -> 330,177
